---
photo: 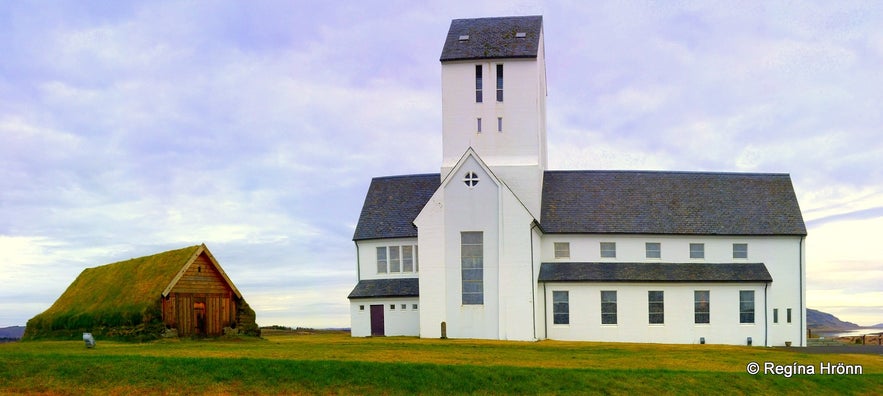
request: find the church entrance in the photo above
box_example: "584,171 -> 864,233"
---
370,305 -> 385,336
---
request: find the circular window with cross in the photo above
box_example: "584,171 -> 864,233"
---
463,171 -> 479,188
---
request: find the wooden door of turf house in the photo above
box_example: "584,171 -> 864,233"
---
161,251 -> 238,337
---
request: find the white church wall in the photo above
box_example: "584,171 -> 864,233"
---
543,282 -> 767,345
496,185 -> 539,341
442,155 -> 501,339
350,298 -> 420,337
539,234 -> 805,346
414,185 -> 447,339
440,43 -> 547,217
355,238 -> 419,281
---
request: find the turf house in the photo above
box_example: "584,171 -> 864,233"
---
348,16 -> 807,346
25,244 -> 259,340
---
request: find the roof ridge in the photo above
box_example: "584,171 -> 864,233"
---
372,173 -> 440,181
544,169 -> 792,177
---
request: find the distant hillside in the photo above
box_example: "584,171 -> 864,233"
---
806,308 -> 860,330
0,326 -> 25,339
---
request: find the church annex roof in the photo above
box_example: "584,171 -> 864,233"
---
538,262 -> 773,283
352,174 -> 440,241
353,170 -> 806,240
541,170 -> 807,236
348,278 -> 420,299
440,15 -> 543,62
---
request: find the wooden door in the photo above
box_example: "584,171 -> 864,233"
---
193,298 -> 206,336
370,305 -> 385,336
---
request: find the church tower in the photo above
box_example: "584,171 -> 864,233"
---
439,16 -> 547,217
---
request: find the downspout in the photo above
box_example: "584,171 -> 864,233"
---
530,222 -> 538,340
355,242 -> 361,281
800,236 -> 805,346
543,282 -> 548,339
764,282 -> 769,347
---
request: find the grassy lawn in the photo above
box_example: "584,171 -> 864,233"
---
1,331 -> 881,395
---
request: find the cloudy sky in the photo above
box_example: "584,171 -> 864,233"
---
2,1 -> 882,328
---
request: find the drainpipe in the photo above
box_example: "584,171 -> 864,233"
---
530,222 -> 538,340
542,282 -> 548,339
355,242 -> 361,281
799,236 -> 805,346
764,282 -> 769,347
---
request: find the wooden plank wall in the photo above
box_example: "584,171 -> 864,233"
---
161,253 -> 238,337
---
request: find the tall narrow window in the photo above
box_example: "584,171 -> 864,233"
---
475,65 -> 483,102
787,308 -> 792,323
415,245 -> 419,272
389,246 -> 400,273
496,64 -> 503,101
554,242 -> 570,259
376,247 -> 387,273
733,243 -> 748,259
601,290 -> 617,324
690,243 -> 705,259
477,117 -> 482,133
740,290 -> 755,324
402,245 -> 414,272
461,232 -> 484,305
600,242 -> 616,258
773,308 -> 779,324
649,291 -> 664,324
553,291 -> 569,324
646,242 -> 661,259
694,290 -> 710,324
497,117 -> 502,132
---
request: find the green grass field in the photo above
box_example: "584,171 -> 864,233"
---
1,331 -> 881,395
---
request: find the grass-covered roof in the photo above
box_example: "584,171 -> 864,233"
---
26,245 -> 204,339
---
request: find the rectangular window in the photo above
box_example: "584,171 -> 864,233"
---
390,304 -> 395,310
376,247 -> 388,273
649,291 -> 664,324
600,242 -> 616,258
787,308 -> 792,323
773,308 -> 779,324
412,304 -> 418,310
497,117 -> 502,132
389,246 -> 401,273
601,290 -> 617,325
402,246 -> 414,272
359,305 -> 365,311
694,290 -> 710,324
496,64 -> 503,102
461,232 -> 484,305
740,290 -> 755,324
733,243 -> 748,259
401,304 -> 407,310
553,291 -> 569,324
690,243 -> 705,259
646,242 -> 661,259
475,65 -> 483,102
554,242 -> 570,259
477,117 -> 482,133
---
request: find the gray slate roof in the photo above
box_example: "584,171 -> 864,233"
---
353,170 -> 806,240
542,170 -> 806,236
352,174 -> 440,241
348,278 -> 420,299
538,262 -> 773,283
440,16 -> 543,62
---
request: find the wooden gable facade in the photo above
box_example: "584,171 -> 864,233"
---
161,245 -> 243,337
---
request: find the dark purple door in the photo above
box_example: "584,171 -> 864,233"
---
370,305 -> 385,336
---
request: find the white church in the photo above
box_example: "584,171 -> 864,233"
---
348,16 -> 807,346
